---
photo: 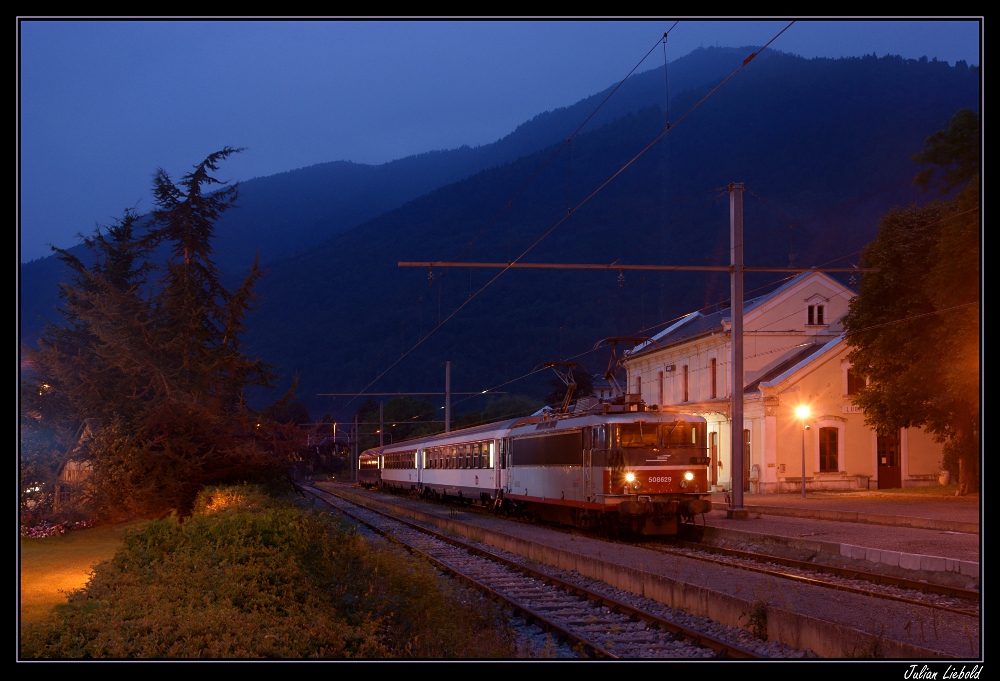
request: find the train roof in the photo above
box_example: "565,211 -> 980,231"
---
361,408 -> 705,455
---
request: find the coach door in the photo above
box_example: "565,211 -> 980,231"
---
502,438 -> 513,494
582,427 -> 593,500
877,431 -> 902,489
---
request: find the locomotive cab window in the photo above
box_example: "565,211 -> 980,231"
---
661,421 -> 703,447
593,425 -> 606,450
617,423 -> 658,448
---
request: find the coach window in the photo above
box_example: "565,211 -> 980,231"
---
473,443 -> 481,468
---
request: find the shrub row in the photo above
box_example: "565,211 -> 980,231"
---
21,485 -> 516,658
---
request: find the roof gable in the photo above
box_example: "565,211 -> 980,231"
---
629,272 -> 854,359
753,335 -> 846,391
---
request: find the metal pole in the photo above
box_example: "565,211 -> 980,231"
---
445,360 -> 451,433
379,401 -> 384,447
801,422 -> 807,499
353,414 -> 358,482
728,183 -> 747,518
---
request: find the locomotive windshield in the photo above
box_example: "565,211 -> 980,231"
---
614,421 -> 703,449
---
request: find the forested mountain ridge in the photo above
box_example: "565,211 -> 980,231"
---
20,49 -> 979,420
243,51 -> 978,417
20,46 -> 753,342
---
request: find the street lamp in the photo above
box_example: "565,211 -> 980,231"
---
795,406 -> 810,498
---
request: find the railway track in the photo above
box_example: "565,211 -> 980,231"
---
362,485 -> 978,619
304,484 -> 762,659
652,542 -> 980,618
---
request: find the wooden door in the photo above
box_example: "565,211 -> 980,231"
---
877,432 -> 902,489
709,431 -> 719,486
743,429 -> 751,493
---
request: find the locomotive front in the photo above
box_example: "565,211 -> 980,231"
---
598,414 -> 712,535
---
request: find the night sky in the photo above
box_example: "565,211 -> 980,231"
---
18,18 -> 981,264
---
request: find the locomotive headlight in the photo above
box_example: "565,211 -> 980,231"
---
684,472 -> 694,481
625,472 -> 635,483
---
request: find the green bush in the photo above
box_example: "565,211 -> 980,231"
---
21,485 -> 515,659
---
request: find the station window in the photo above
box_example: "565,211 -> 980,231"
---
808,304 -> 826,326
847,367 -> 863,395
819,427 -> 839,472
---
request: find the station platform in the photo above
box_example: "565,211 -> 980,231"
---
700,490 -> 980,588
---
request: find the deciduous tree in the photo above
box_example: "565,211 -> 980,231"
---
843,110 -> 980,494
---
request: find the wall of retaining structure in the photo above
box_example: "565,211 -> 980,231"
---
330,486 -> 954,659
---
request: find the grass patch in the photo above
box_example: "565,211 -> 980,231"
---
20,520 -> 144,628
20,485 -> 517,659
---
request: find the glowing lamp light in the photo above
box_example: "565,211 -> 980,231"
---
795,406 -> 810,420
625,472 -> 635,483
684,472 -> 694,481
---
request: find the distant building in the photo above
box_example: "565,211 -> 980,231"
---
592,374 -> 621,402
624,272 -> 943,493
54,419 -> 97,510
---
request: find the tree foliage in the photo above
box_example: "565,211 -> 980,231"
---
21,149 -> 301,517
843,109 -> 980,494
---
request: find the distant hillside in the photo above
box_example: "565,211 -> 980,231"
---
242,52 -> 979,418
20,49 -> 979,421
20,46 -> 751,343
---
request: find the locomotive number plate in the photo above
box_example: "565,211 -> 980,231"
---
648,476 -> 673,483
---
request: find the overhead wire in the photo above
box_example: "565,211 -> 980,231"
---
336,24 -> 795,415
336,30 -> 678,411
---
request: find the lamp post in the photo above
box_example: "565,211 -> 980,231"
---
796,406 -> 810,498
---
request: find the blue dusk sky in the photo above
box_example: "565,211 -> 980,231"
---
17,18 -> 981,264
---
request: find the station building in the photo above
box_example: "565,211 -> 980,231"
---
623,272 -> 944,494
